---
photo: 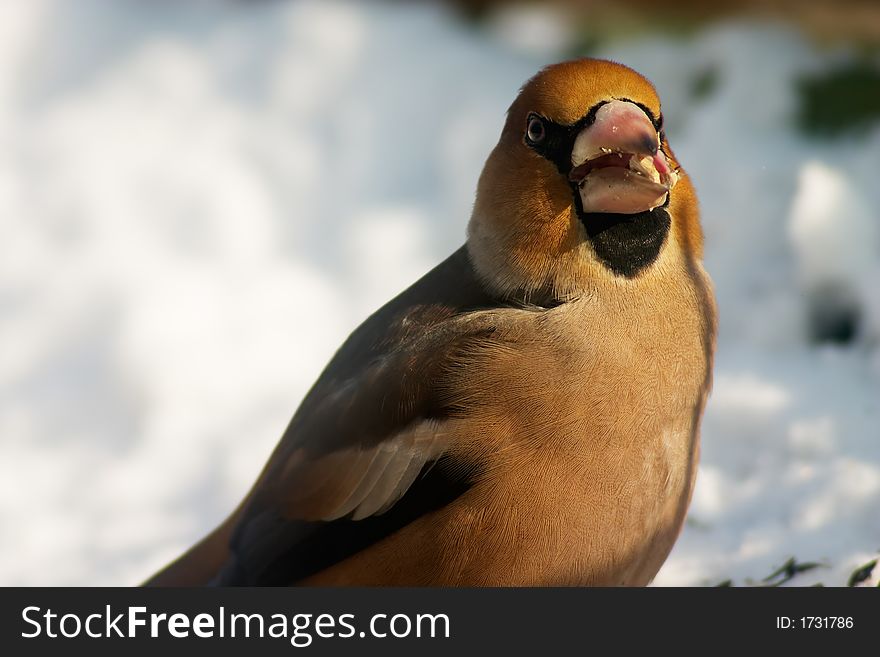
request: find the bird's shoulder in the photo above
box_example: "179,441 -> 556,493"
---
281,245 -> 508,454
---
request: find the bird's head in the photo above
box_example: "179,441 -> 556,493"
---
468,58 -> 703,302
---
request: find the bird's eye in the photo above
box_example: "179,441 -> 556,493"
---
526,115 -> 546,144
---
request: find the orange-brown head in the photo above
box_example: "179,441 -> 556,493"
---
467,58 -> 703,302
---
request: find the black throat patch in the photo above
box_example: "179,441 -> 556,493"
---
579,206 -> 671,278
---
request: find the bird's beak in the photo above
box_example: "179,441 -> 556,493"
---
569,100 -> 678,215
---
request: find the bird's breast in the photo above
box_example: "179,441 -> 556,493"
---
470,275 -> 712,585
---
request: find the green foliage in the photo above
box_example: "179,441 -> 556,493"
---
846,558 -> 877,587
690,65 -> 720,102
796,60 -> 880,137
760,557 -> 825,587
714,554 -> 880,586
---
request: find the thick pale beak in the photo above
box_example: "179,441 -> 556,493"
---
569,100 -> 677,215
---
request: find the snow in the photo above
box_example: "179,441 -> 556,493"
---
1,0 -> 878,587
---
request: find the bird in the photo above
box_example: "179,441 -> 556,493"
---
144,58 -> 716,587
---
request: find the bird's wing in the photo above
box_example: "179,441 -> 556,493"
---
209,247 -> 508,585
214,315 -> 500,585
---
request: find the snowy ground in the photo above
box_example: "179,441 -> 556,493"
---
1,0 -> 878,587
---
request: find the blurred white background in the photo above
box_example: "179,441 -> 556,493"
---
1,0 -> 879,586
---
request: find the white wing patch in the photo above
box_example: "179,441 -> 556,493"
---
277,421 -> 450,522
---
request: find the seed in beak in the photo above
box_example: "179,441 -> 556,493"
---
652,153 -> 671,176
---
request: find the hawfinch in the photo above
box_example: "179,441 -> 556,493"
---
145,58 -> 716,587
